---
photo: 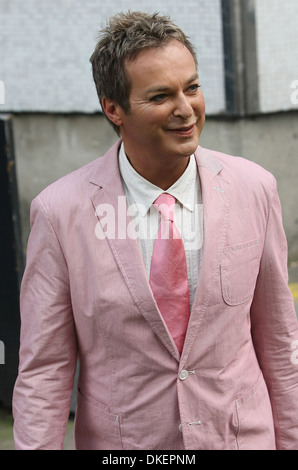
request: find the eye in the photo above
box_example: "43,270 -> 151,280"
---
150,94 -> 167,103
187,84 -> 201,93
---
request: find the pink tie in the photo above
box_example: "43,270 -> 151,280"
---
149,193 -> 190,354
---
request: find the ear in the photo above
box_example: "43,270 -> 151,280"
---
101,97 -> 123,127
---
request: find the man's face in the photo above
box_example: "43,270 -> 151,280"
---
116,40 -> 205,172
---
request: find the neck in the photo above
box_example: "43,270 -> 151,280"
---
125,152 -> 190,190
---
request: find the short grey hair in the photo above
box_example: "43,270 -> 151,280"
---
90,11 -> 197,135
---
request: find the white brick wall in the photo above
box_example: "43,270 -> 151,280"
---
0,0 -> 225,114
255,0 -> 298,112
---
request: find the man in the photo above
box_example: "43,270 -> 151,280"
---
13,11 -> 298,450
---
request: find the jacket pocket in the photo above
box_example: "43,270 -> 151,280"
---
234,373 -> 276,450
220,239 -> 260,306
74,389 -> 123,450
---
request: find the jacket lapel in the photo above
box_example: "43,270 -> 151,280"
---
89,140 -> 180,361
89,141 -> 231,364
180,147 -> 231,366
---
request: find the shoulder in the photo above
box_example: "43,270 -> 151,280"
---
31,157 -> 99,220
33,140 -> 120,211
197,146 -> 276,194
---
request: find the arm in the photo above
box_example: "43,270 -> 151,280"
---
251,176 -> 298,450
13,196 -> 77,450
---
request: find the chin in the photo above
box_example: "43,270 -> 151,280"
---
177,139 -> 199,157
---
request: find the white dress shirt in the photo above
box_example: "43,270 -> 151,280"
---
119,143 -> 203,309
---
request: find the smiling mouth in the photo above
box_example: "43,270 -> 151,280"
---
167,124 -> 195,135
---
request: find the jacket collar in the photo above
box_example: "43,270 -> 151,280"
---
89,139 -> 224,189
89,138 -> 229,364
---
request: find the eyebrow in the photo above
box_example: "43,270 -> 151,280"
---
145,73 -> 199,94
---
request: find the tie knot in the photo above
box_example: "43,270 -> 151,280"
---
153,193 -> 176,221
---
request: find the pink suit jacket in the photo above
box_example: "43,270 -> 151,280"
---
13,140 -> 298,450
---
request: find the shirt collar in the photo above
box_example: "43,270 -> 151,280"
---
119,142 -> 197,216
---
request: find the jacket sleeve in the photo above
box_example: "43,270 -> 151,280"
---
250,176 -> 298,450
12,196 -> 77,450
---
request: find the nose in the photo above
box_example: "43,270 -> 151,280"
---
173,93 -> 193,120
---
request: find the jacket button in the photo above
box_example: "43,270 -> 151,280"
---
179,370 -> 189,380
